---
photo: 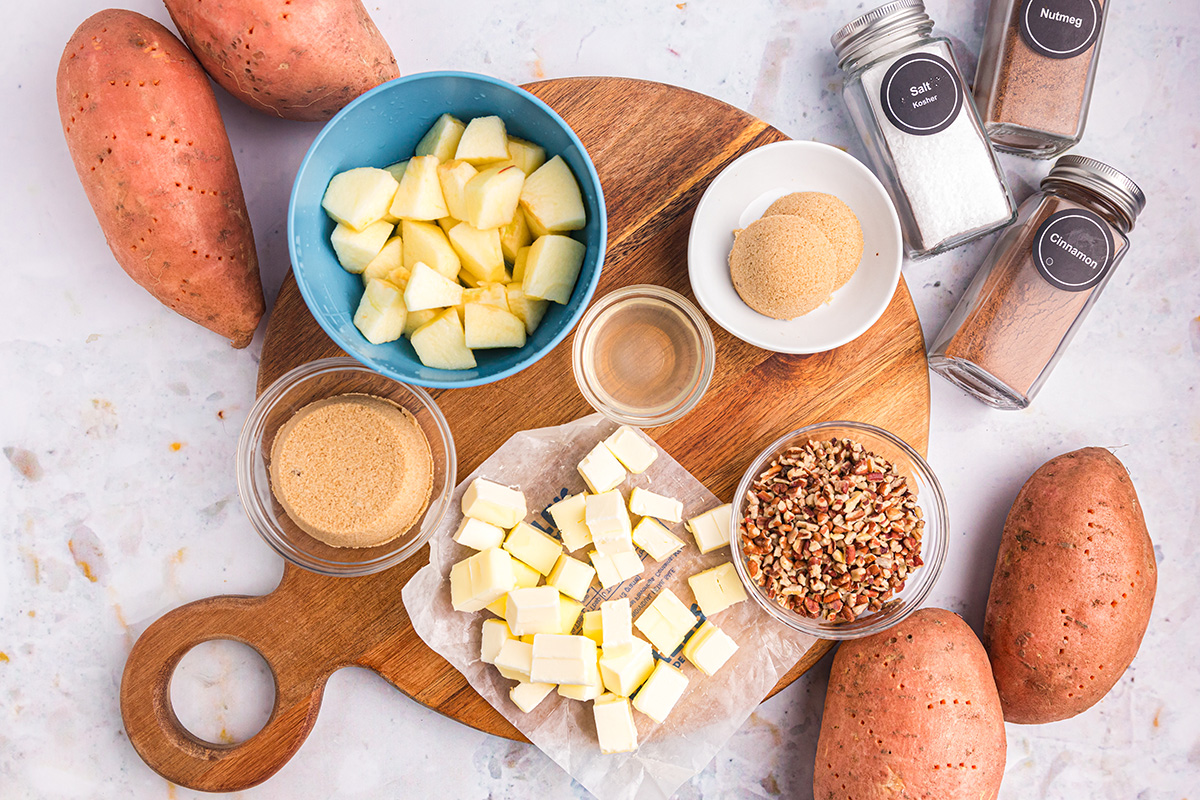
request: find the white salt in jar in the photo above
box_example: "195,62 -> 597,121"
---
832,0 -> 1017,259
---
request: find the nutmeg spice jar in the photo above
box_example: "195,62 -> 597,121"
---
974,0 -> 1111,158
928,156 -> 1145,409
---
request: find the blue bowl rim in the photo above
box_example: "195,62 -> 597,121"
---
287,70 -> 608,389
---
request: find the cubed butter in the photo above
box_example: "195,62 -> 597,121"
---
547,492 -> 592,552
510,681 -> 555,713
603,426 -> 658,473
557,654 -> 603,701
462,478 -> 527,529
687,561 -> 748,618
547,553 -> 596,602
600,597 -> 634,656
634,588 -> 698,656
559,594 -> 584,634
685,503 -> 733,554
597,637 -> 654,697
449,547 -> 516,612
682,620 -> 739,677
480,618 -> 513,664
631,517 -> 685,562
628,487 -> 683,524
506,586 -> 561,636
585,490 -> 633,555
631,660 -> 689,724
578,442 -> 627,494
453,516 -> 506,551
493,639 -> 533,682
581,610 -> 603,644
484,595 -> 507,617
530,633 -> 598,685
593,694 -> 638,754
512,558 -> 542,588
588,548 -> 644,590
503,522 -> 563,576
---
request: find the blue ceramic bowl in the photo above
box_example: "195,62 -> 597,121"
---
288,71 -> 607,388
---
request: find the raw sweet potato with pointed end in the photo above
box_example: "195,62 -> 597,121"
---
163,0 -> 399,122
57,9 -> 263,348
984,447 -> 1156,724
815,608 -> 1006,800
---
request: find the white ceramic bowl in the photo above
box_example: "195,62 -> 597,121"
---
687,140 -> 903,354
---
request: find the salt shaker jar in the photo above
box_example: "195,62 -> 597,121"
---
975,0 -> 1110,158
928,156 -> 1145,409
831,0 -> 1016,259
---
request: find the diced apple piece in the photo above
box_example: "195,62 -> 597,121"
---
403,307 -> 439,338
464,165 -> 526,230
414,113 -> 466,162
459,269 -> 482,289
362,236 -> 403,284
523,235 -> 586,304
449,223 -> 507,284
511,246 -> 530,283
383,160 -> 408,183
500,209 -> 534,265
387,265 -> 411,289
525,211 -> 551,238
507,137 -> 547,176
519,155 -> 587,233
507,285 -> 551,335
353,278 -> 407,345
437,159 -> 478,222
411,308 -> 477,370
330,220 -> 394,274
455,116 -> 510,165
464,303 -> 527,349
389,155 -> 448,221
462,283 -> 510,311
321,167 -> 399,232
401,219 -> 460,280
403,261 -> 464,312
438,217 -> 460,234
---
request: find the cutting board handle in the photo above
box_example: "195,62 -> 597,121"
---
120,591 -> 330,792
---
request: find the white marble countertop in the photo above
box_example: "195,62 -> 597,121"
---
3,1 -> 1197,797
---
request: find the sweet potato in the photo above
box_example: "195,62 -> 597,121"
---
984,447 -> 1156,724
815,608 -> 1006,800
58,9 -> 263,348
163,0 -> 399,121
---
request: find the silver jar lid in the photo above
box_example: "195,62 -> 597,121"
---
831,0 -> 933,69
1042,155 -> 1146,231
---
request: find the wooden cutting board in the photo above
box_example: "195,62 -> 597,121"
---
120,77 -> 930,793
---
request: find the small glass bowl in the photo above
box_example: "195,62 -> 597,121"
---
729,420 -> 948,640
572,285 -> 715,427
236,358 -> 456,576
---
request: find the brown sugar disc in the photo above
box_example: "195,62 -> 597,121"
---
764,192 -> 864,290
727,215 -> 836,320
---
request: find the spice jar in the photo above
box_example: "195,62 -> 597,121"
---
831,0 -> 1016,260
928,155 -> 1145,409
974,0 -> 1110,158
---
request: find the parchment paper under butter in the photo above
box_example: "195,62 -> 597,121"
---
403,414 -> 817,800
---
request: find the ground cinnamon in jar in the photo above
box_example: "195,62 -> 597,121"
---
928,156 -> 1145,409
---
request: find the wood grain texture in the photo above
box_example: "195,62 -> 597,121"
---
120,77 -> 930,792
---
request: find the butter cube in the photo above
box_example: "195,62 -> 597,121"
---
581,610 -> 603,644
547,492 -> 592,552
589,548 -> 644,590
631,517 -> 685,562
557,654 -> 603,701
628,487 -> 683,524
682,620 -> 739,677
634,588 -> 698,656
597,637 -> 654,697
453,516 -> 506,551
687,561 -> 748,618
548,553 -> 596,602
450,547 -> 516,612
631,660 -> 689,724
484,595 -> 507,617
578,442 -> 627,493
506,586 -> 561,636
530,633 -> 598,685
559,594 -> 584,634
480,618 -> 513,664
685,503 -> 733,554
593,694 -> 638,754
503,522 -> 563,575
494,639 -> 533,682
462,478 -> 527,529
510,681 -> 556,713
512,558 -> 542,588
520,634 -> 537,644
585,490 -> 633,555
603,426 -> 658,473
600,598 -> 634,656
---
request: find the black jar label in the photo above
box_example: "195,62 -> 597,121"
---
1019,0 -> 1103,60
879,52 -> 964,137
1032,208 -> 1114,291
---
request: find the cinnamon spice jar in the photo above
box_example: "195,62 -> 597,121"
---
974,0 -> 1110,158
928,156 -> 1145,409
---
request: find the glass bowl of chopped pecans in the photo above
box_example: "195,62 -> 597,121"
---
730,421 -> 948,639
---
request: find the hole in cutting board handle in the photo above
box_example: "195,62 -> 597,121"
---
169,639 -> 276,745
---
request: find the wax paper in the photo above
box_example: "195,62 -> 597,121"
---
403,414 -> 816,800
